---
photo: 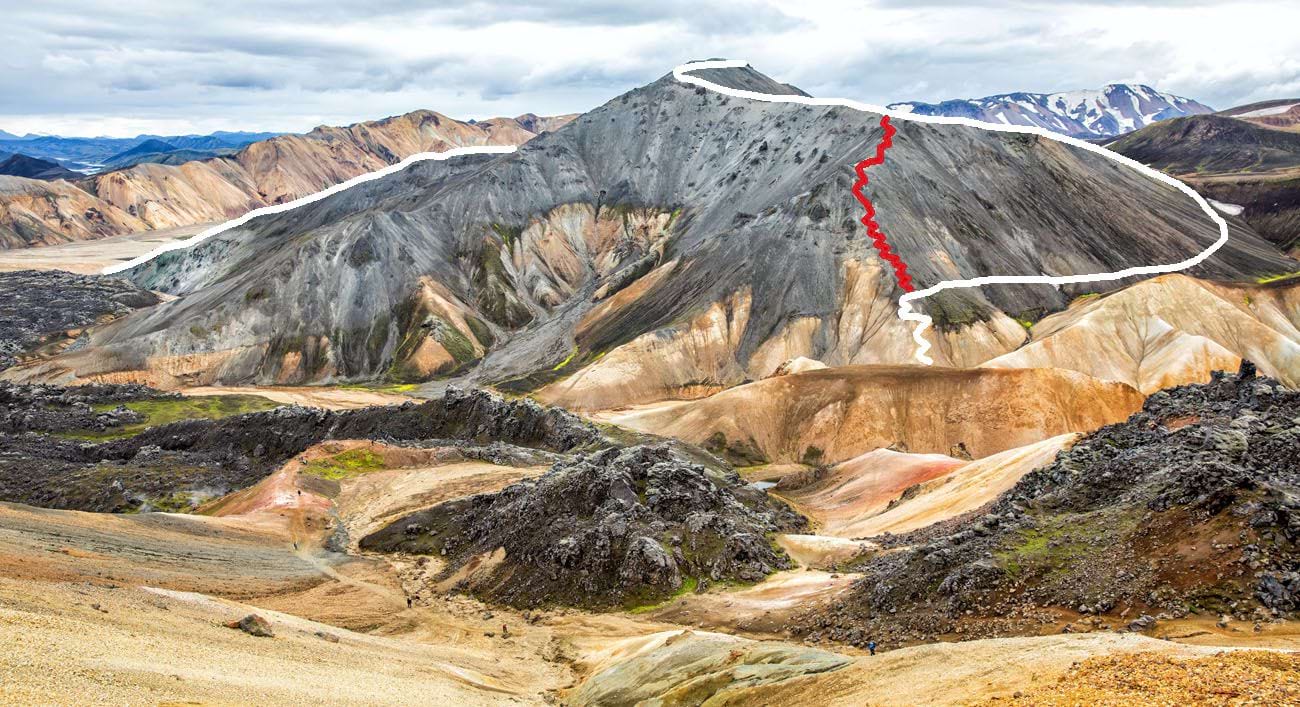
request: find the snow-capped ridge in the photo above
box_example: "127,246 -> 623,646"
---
888,83 -> 1212,138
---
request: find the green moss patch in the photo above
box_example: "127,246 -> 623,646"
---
994,510 -> 1137,579
61,394 -> 281,440
625,576 -> 700,614
301,448 -> 386,480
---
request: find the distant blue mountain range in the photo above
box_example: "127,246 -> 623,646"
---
0,129 -> 287,174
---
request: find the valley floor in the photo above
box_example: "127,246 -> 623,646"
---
4,570 -> 1292,705
0,222 -> 210,274
2,433 -> 1295,705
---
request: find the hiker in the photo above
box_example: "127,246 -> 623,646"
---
502,624 -> 509,638
867,640 -> 877,656
406,596 -> 413,609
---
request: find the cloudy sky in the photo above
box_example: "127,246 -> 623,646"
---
5,0 -> 1299,137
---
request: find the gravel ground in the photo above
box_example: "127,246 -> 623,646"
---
989,649 -> 1300,705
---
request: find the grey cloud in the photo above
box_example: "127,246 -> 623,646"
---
203,72 -> 285,91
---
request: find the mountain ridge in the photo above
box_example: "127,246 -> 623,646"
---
9,65 -> 1291,406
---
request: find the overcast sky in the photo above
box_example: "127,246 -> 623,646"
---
5,0 -> 1299,137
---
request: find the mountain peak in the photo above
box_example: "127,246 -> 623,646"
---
673,63 -> 810,97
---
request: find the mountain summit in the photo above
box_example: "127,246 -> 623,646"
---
889,84 -> 1213,138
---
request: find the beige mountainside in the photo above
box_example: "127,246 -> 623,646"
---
0,110 -> 574,249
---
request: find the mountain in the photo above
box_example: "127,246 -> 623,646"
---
1109,113 -> 1300,174
1220,99 -> 1300,131
0,154 -> 81,180
0,110 -> 574,249
81,110 -> 573,232
105,138 -> 177,162
0,176 -> 144,249
98,138 -> 237,171
0,130 -> 19,140
889,84 -> 1213,139
99,135 -> 285,171
1109,111 -> 1300,253
100,147 -> 235,171
11,65 -> 1290,401
0,130 -> 282,173
156,131 -> 284,150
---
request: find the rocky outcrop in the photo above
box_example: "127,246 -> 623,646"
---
225,614 -> 274,638
0,269 -> 160,371
360,444 -> 806,608
799,362 -> 1300,646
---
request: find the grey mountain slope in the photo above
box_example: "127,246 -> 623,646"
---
17,66 -> 1293,395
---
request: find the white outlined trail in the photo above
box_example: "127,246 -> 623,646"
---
103,145 -> 518,275
673,59 -> 1231,365
106,60 -> 1229,367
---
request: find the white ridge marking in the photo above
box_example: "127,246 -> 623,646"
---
103,61 -> 1228,368
102,145 -> 518,274
673,59 -> 1230,366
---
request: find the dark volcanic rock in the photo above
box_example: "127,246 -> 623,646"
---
360,444 -> 806,608
0,269 -> 159,371
0,381 -> 174,433
797,361 -> 1300,647
0,384 -> 602,513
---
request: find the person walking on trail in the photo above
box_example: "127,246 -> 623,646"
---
867,640 -> 877,656
406,596 -> 413,609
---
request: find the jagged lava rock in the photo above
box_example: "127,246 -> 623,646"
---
360,444 -> 806,608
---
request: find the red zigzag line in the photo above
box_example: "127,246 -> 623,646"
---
850,115 -> 914,293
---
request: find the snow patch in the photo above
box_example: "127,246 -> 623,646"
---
1209,199 -> 1245,216
1236,102 -> 1299,118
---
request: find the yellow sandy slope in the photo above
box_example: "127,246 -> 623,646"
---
596,365 -> 1140,463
